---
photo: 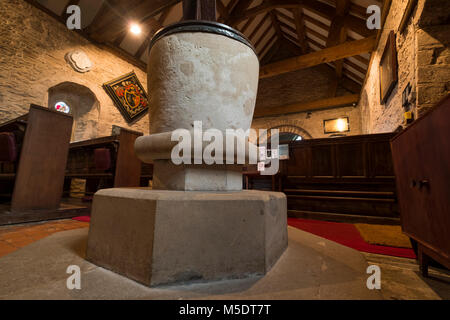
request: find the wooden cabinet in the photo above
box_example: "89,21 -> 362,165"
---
391,94 -> 450,275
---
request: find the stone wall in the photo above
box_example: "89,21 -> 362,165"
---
0,0 -> 149,140
358,0 -> 450,134
251,105 -> 362,140
415,0 -> 450,115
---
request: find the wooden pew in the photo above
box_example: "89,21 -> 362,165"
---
244,133 -> 400,224
0,104 -> 87,225
64,127 -> 146,198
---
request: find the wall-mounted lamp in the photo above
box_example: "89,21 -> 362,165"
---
323,117 -> 350,134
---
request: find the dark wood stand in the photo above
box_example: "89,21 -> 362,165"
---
0,105 -> 88,225
391,94 -> 450,276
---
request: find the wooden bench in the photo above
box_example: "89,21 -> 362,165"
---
64,127 -> 148,198
0,104 -> 87,225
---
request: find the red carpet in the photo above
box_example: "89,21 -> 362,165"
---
72,216 -> 91,223
72,216 -> 416,259
288,218 -> 416,259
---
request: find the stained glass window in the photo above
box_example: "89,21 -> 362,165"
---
55,101 -> 70,114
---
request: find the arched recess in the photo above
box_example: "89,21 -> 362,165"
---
259,124 -> 312,143
48,82 -> 100,142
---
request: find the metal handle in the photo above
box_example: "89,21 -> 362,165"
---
418,179 -> 429,190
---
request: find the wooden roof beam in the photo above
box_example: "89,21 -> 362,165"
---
254,94 -> 360,118
293,8 -> 308,53
260,36 -> 376,79
90,0 -> 180,42
216,0 -> 228,22
240,16 -> 255,34
326,0 -> 351,95
248,13 -> 269,41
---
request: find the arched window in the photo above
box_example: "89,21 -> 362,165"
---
259,124 -> 311,144
278,132 -> 303,143
48,82 -> 100,142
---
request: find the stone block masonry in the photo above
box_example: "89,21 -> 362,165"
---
0,0 -> 149,139
358,0 -> 450,134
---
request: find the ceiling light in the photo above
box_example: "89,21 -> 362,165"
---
130,23 -> 142,35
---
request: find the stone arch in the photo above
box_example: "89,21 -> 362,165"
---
256,120 -> 312,143
48,82 -> 100,141
268,124 -> 312,139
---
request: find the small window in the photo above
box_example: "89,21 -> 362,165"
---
55,101 -> 70,114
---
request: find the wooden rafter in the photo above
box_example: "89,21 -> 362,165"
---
248,13 -> 269,41
278,20 -> 296,34
270,9 -> 302,57
307,36 -> 365,83
89,0 -> 180,42
85,0 -> 141,36
292,8 -> 308,53
227,0 -> 373,38
24,0 -> 147,71
227,0 -> 253,26
216,0 -> 229,22
276,9 -> 295,24
240,16 -> 255,34
254,94 -> 360,118
254,23 -> 273,49
260,33 -> 278,57
261,39 -> 281,64
326,0 -> 351,95
133,4 -> 176,59
260,36 -> 376,79
182,0 -> 216,21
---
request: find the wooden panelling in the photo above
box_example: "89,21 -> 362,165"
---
311,145 -> 334,177
246,132 -> 399,222
391,94 -> 450,273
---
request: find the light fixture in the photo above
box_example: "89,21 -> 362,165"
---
130,23 -> 142,35
336,118 -> 347,132
323,117 -> 350,134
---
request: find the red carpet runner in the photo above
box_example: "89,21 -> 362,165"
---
73,216 -> 416,259
288,218 -> 416,259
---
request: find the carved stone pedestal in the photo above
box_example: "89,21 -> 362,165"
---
86,188 -> 287,287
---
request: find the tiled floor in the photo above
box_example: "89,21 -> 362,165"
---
0,219 -> 89,258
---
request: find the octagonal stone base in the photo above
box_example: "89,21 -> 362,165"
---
152,160 -> 244,191
86,188 -> 287,287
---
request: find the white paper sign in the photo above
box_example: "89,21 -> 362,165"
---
259,146 -> 266,161
257,161 -> 265,172
271,148 -> 279,159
